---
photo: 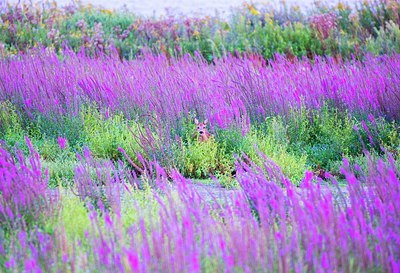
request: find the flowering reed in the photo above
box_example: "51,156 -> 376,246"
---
0,50 -> 399,126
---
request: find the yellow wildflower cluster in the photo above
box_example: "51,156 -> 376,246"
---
245,3 -> 261,16
193,29 -> 200,38
337,2 -> 345,11
264,13 -> 273,25
100,9 -> 113,15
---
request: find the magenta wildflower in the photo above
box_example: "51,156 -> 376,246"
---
57,137 -> 67,150
126,251 -> 139,271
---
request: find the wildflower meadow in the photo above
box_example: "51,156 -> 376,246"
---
0,1 -> 399,272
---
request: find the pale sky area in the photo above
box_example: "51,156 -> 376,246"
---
3,0 -> 349,17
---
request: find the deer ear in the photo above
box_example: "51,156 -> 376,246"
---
194,118 -> 199,125
204,119 -> 208,124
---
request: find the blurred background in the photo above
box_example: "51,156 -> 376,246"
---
4,0 -> 343,17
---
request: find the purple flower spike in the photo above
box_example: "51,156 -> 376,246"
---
57,137 -> 68,150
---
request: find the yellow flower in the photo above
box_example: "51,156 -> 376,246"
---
223,23 -> 230,31
337,2 -> 346,11
245,3 -> 260,16
264,13 -> 273,25
193,29 -> 200,38
295,22 -> 304,28
250,7 -> 260,16
71,32 -> 81,38
101,9 -> 113,15
83,3 -> 93,12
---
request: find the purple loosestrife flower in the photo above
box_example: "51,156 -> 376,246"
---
125,250 -> 140,271
1,147 -> 397,272
57,136 -> 67,150
24,258 -> 41,273
3,50 -> 399,121
0,137 -> 51,230
5,258 -> 16,269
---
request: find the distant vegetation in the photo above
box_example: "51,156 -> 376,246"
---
0,0 -> 399,60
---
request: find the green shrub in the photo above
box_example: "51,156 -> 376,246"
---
176,137 -> 220,178
176,117 -> 308,183
246,126 -> 307,184
0,101 -> 25,148
366,21 -> 400,55
360,116 -> 400,156
283,106 -> 361,169
312,107 -> 360,164
121,186 -> 159,228
33,114 -> 85,148
81,106 -> 143,162
58,193 -> 91,240
215,127 -> 255,159
32,138 -> 62,161
285,107 -> 314,149
43,158 -> 77,188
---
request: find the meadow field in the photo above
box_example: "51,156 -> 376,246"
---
0,1 -> 400,272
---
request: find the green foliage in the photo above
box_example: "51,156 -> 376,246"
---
362,116 -> 400,156
311,107 -> 361,165
366,21 -> 400,55
280,105 -> 400,174
246,123 -> 308,184
380,120 -> 400,154
32,114 -> 85,148
63,8 -> 135,32
81,106 -> 143,161
283,106 -> 360,169
215,120 -> 307,184
0,101 -> 25,148
175,137 -> 220,179
58,193 -> 91,240
43,158 -> 76,188
201,257 -> 221,273
121,186 -> 159,228
215,128 -> 254,159
33,138 -> 61,161
356,0 -> 399,37
253,22 -> 323,59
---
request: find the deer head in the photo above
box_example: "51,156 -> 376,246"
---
194,118 -> 211,142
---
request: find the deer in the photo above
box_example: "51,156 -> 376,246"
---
194,118 -> 211,142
